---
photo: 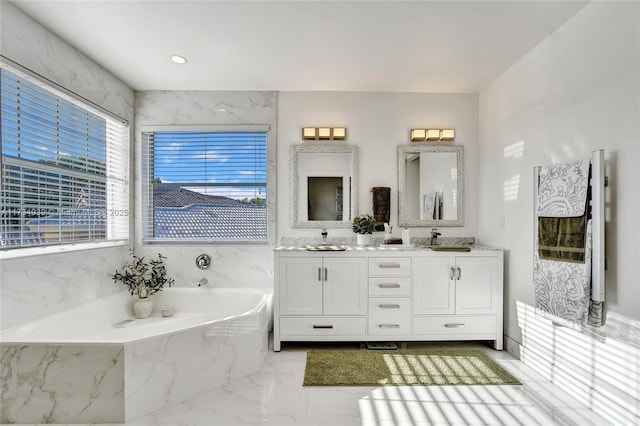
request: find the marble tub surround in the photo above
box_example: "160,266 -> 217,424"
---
279,235 -> 476,248
0,288 -> 271,423
0,344 -> 125,424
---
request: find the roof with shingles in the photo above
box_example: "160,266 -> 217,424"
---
153,204 -> 266,239
3,188 -> 265,246
153,187 -> 247,207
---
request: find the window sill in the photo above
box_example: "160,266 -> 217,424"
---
0,240 -> 129,260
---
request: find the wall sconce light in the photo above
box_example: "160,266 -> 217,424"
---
410,128 -> 455,142
302,127 -> 347,141
440,129 -> 455,141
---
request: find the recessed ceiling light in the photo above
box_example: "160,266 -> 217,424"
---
170,55 -> 188,64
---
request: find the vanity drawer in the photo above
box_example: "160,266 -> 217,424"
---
368,257 -> 412,277
413,316 -> 497,335
368,298 -> 411,335
279,317 -> 366,336
368,277 -> 411,296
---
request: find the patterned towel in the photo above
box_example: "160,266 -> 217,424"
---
537,159 -> 589,217
534,219 -> 603,327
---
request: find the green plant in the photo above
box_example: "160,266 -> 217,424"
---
351,213 -> 376,235
112,251 -> 175,298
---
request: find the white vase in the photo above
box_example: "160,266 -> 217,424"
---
356,234 -> 371,247
133,297 -> 153,319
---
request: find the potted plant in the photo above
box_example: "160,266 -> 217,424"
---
352,213 -> 376,247
112,251 -> 175,318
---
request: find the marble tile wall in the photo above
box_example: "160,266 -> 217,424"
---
0,2 -> 135,329
133,91 -> 278,290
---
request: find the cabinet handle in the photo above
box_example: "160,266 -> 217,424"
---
317,268 -> 322,281
379,283 -> 401,288
450,267 -> 455,281
378,304 -> 401,309
324,267 -> 328,281
457,267 -> 462,281
312,325 -> 334,329
378,324 -> 401,329
379,263 -> 401,269
444,323 -> 466,328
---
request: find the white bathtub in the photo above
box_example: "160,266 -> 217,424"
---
0,287 -> 273,424
1,287 -> 272,344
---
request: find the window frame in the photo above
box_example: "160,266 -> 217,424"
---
0,60 -> 130,259
140,125 -> 273,246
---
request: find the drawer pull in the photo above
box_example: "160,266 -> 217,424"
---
379,283 -> 401,288
378,304 -> 401,309
312,325 -> 334,329
379,263 -> 401,269
378,324 -> 401,329
444,323 -> 466,328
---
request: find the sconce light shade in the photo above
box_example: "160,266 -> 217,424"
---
440,129 -> 455,141
425,129 -> 441,141
302,127 -> 317,140
332,127 -> 347,140
410,129 -> 426,142
302,127 -> 347,141
318,128 -> 331,140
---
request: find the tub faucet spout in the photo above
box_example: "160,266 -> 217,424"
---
197,278 -> 209,287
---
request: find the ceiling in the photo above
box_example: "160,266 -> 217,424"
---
11,1 -> 589,93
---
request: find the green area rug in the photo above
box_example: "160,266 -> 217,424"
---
303,350 -> 521,386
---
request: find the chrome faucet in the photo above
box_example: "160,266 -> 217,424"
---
430,228 -> 441,245
197,278 -> 209,287
321,228 -> 328,244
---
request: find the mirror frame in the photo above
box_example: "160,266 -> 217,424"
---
398,144 -> 464,227
291,144 -> 359,228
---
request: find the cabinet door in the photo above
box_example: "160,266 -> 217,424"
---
455,257 -> 497,314
278,258 -> 323,315
413,256 -> 455,314
323,257 -> 367,315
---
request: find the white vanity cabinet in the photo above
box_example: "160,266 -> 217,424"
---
367,257 -> 412,336
275,255 -> 367,351
413,255 -> 498,315
412,254 -> 502,349
274,248 -> 503,351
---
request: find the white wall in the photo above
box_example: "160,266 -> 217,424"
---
133,91 -> 277,289
277,92 -> 479,241
478,1 -> 640,346
0,2 -> 134,329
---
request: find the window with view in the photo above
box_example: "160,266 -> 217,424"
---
141,128 -> 268,243
0,64 -> 129,251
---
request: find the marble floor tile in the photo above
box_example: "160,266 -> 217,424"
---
9,340 -> 610,426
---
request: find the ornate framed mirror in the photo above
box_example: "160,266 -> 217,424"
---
398,144 -> 464,227
291,145 -> 359,228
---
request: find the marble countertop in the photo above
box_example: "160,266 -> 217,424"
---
275,235 -> 501,252
274,244 -> 499,252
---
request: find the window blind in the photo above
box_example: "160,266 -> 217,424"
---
141,129 -> 268,243
0,65 -> 129,249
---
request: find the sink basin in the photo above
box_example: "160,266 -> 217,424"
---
305,245 -> 347,251
429,245 -> 471,252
